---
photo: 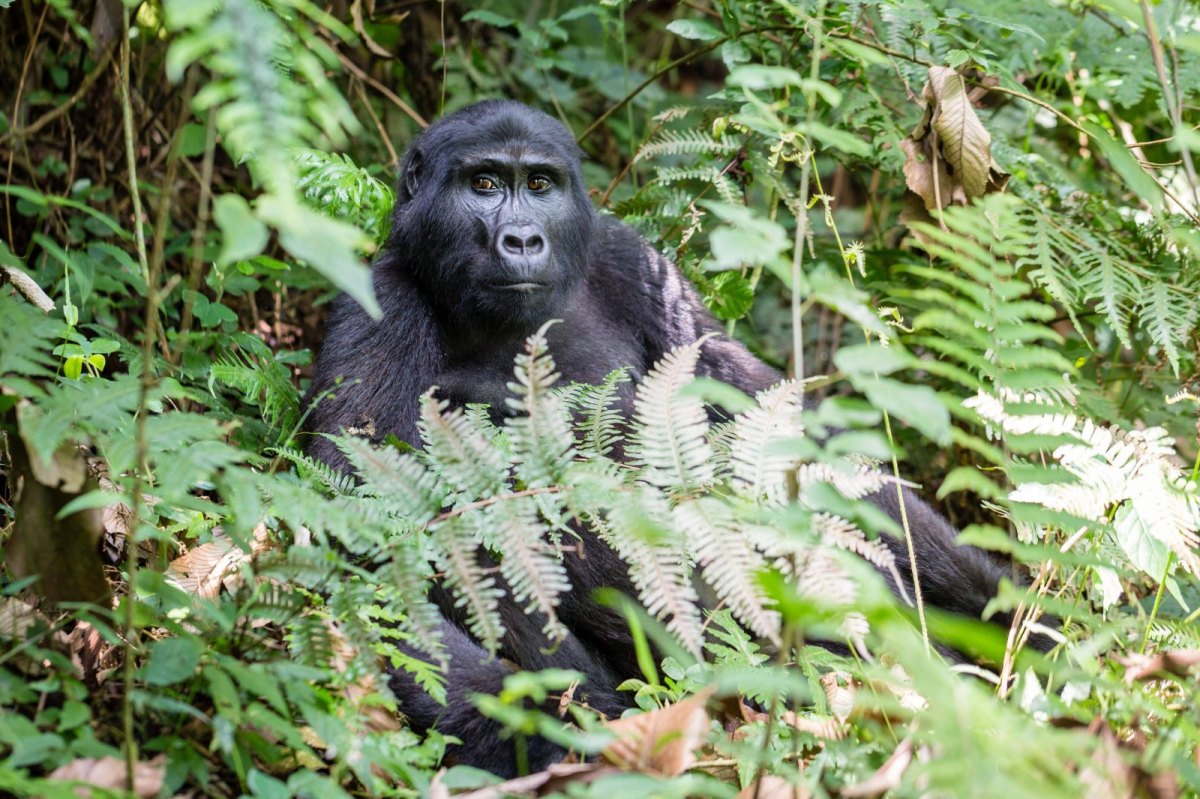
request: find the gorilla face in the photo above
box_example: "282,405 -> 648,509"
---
388,101 -> 597,330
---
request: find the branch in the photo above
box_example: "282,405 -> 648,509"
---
0,42 -> 118,146
1,265 -> 54,312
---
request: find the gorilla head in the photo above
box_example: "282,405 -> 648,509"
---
389,100 -> 597,329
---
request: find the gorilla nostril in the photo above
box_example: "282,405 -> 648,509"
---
502,233 -> 525,254
525,234 -> 545,254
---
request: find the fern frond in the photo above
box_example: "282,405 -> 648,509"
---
629,338 -> 716,494
428,517 -> 506,653
273,445 -> 357,495
728,381 -> 806,503
483,499 -> 570,642
559,368 -> 631,456
795,462 -> 891,501
635,129 -> 741,162
675,497 -> 780,645
601,497 -> 704,657
505,322 -> 575,487
294,149 -> 394,243
420,392 -> 511,499
210,342 -> 301,437
336,436 -> 444,525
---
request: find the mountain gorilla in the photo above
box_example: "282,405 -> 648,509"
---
306,100 -> 1018,776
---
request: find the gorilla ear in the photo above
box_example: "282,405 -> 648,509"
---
398,147 -> 424,204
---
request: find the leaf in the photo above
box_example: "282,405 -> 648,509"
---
666,18 -> 723,41
256,194 -> 381,319
728,64 -> 803,89
142,637 -> 203,686
48,756 -> 165,798
1082,121 -> 1163,211
462,9 -> 517,27
927,66 -> 992,198
214,194 -> 269,266
603,688 -> 713,776
858,377 -> 951,445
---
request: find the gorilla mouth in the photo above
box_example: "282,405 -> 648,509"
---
493,282 -> 548,292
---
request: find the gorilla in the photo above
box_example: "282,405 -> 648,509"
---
305,100 -> 1020,777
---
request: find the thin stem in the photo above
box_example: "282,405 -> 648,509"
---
119,10 -> 163,789
1139,0 -> 1199,209
1139,552 -> 1174,655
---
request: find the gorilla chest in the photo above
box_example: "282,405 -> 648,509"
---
434,315 -> 642,415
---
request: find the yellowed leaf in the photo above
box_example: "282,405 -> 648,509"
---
603,687 -> 714,776
736,775 -> 810,799
48,755 -> 165,798
166,524 -> 269,599
842,738 -> 914,798
926,66 -> 992,198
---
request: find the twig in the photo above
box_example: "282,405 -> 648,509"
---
1140,0 -> 1199,209
1,265 -> 55,312
334,49 -> 428,129
118,9 -> 153,790
0,42 -> 119,147
354,79 -> 400,167
430,486 -> 564,525
578,37 -> 727,143
171,113 -> 216,365
6,4 -> 49,247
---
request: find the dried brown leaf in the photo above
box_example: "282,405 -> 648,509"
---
454,763 -> 607,799
166,524 -> 269,600
0,596 -> 44,640
736,774 -> 810,799
1119,650 -> 1200,684
842,738 -> 914,798
603,687 -> 714,776
899,137 -> 956,212
927,66 -> 992,199
48,755 -> 165,798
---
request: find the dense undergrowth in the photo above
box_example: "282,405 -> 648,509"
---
1,1 -> 1199,797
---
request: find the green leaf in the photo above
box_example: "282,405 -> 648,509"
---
142,637 -> 203,686
728,64 -> 803,90
177,122 -> 209,158
462,9 -> 517,27
1082,120 -> 1163,211
705,272 -> 754,320
857,377 -> 951,445
1114,504 -> 1172,578
833,343 -> 913,377
666,18 -> 723,41
214,194 -> 268,267
257,195 -> 380,319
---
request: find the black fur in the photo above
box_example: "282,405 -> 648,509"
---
306,101 -> 1018,777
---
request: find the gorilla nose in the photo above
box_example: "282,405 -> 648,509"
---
500,225 -> 546,256
495,222 -> 550,280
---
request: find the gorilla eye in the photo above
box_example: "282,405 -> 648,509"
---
471,175 -> 498,192
527,176 -> 551,192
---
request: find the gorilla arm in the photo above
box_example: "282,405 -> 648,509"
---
614,222 -> 1016,633
304,256 -> 445,473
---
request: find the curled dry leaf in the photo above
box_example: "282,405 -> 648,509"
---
819,671 -> 856,722
603,687 -> 714,776
842,737 -> 914,798
453,763 -> 610,799
166,524 -> 270,600
48,755 -> 165,798
899,65 -> 1010,223
1118,650 -> 1200,684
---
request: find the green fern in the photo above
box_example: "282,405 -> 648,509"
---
210,337 -> 301,439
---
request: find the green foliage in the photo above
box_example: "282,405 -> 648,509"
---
2,0 -> 1199,796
